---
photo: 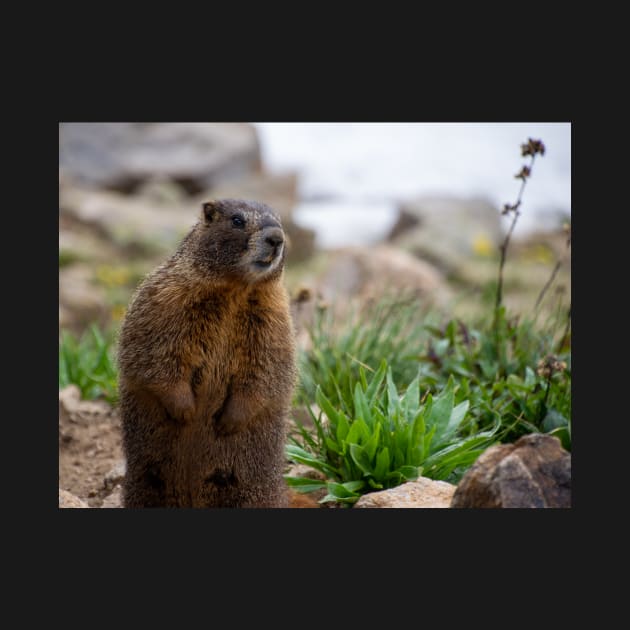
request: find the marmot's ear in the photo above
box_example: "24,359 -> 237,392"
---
202,201 -> 219,222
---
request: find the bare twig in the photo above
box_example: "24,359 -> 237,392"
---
493,138 -> 546,329
534,222 -> 571,312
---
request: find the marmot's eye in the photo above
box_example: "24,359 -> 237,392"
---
231,215 -> 246,229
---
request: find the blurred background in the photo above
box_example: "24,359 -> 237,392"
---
59,122 -> 571,336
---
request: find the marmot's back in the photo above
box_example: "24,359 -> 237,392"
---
118,199 -> 297,508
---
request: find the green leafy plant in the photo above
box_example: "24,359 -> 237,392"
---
59,324 -> 119,404
286,359 -> 498,505
417,311 -> 571,448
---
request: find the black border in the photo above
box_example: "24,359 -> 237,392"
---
51,116 -> 577,581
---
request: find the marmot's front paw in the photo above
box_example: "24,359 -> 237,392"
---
214,395 -> 251,436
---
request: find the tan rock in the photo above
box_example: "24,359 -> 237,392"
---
318,245 -> 447,303
59,264 -> 110,332
354,477 -> 456,508
59,385 -> 115,427
59,187 -> 198,256
59,488 -> 89,508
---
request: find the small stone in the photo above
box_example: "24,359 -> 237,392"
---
354,477 -> 456,508
59,488 -> 89,508
103,460 -> 127,490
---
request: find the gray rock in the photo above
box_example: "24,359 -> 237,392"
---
59,123 -> 260,192
60,186 -> 199,256
59,488 -> 89,508
354,477 -> 456,508
450,433 -> 571,508
388,196 -> 503,272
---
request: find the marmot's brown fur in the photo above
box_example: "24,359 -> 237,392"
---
118,199 -> 297,508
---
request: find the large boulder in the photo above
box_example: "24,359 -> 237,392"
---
354,477 -> 456,508
387,196 -> 503,272
59,123 -> 260,192
450,433 -> 571,508
59,186 -> 199,257
316,244 -> 449,305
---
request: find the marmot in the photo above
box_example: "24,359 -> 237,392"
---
118,199 -> 297,508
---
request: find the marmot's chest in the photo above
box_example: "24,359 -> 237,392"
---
185,298 -> 272,379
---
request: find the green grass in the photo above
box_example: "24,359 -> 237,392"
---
59,324 -> 119,404
297,293 -> 438,409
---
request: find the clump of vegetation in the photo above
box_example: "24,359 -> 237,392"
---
59,324 -> 119,404
416,311 -> 571,449
286,360 -> 498,504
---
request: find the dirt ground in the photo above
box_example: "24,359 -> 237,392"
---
58,386 -> 124,507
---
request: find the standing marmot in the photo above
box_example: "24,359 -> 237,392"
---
118,199 -> 297,507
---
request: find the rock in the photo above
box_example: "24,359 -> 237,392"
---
59,264 -> 110,332
59,385 -> 115,427
59,214 -> 128,267
387,196 -> 503,272
319,245 -> 447,303
59,488 -> 89,508
134,175 -> 189,206
101,485 -> 123,508
59,123 -> 260,192
60,186 -> 199,257
103,460 -> 126,491
450,433 -> 571,508
354,477 -> 456,508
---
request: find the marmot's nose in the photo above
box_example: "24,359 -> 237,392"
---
264,227 -> 284,248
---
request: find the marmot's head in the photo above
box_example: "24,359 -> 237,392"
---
185,199 -> 287,284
